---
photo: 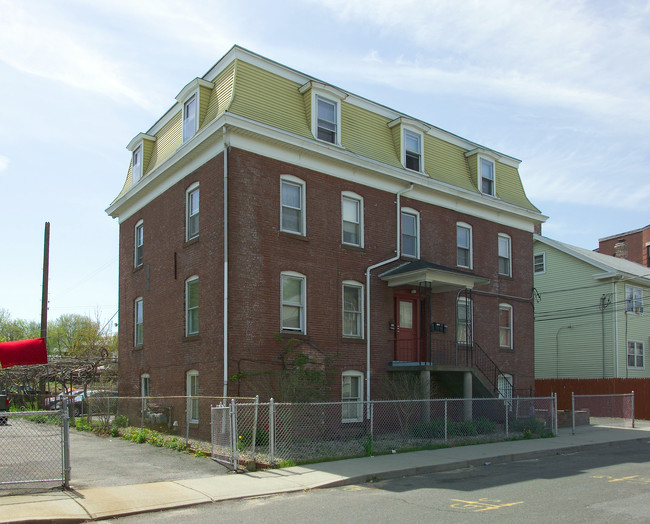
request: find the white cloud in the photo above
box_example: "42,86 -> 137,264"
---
0,155 -> 8,173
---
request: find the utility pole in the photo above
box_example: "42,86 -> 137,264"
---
41,222 -> 50,341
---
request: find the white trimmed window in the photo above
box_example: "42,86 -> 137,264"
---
342,193 -> 363,247
183,94 -> 197,143
627,341 -> 644,369
134,297 -> 143,347
140,374 -> 150,398
480,157 -> 495,196
498,234 -> 512,276
404,129 -> 423,172
316,95 -> 338,144
343,281 -> 363,338
342,370 -> 363,422
281,176 -> 305,235
401,208 -> 419,259
185,276 -> 199,336
499,303 -> 513,349
132,146 -> 142,184
625,286 -> 643,314
134,220 -> 143,268
186,370 -> 199,423
281,272 -> 306,333
534,252 -> 545,274
457,223 -> 472,269
186,184 -> 199,241
456,297 -> 473,345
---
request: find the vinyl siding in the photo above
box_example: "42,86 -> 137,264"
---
496,163 -> 537,210
197,84 -> 213,131
615,280 -> 650,377
344,104 -> 402,169
204,61 -> 235,124
147,111 -> 183,174
427,137 -> 475,192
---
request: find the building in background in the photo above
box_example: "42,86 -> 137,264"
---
598,225 -> 650,267
107,46 -> 545,435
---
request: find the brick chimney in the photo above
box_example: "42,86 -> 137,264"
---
614,239 -> 628,259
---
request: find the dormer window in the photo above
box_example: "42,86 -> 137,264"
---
132,146 -> 142,184
480,157 -> 495,196
404,130 -> 422,172
183,95 -> 197,143
317,96 -> 337,143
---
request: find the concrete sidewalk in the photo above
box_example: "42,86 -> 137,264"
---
3,424 -> 650,523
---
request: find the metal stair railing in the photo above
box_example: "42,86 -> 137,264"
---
470,340 -> 512,396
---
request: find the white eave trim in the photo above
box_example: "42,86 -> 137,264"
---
298,80 -> 347,100
388,116 -> 431,134
175,78 -> 214,102
127,133 -> 156,152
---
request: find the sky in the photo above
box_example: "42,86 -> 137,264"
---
1,0 -> 649,325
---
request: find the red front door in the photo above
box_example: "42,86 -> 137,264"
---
394,296 -> 421,361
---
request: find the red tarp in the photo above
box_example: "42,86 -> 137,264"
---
0,338 -> 48,368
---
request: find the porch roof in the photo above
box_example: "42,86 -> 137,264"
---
379,260 -> 490,292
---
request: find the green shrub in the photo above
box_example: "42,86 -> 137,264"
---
513,416 -> 545,435
473,417 -> 497,435
238,428 -> 269,448
113,415 -> 129,428
449,420 -> 478,437
409,419 -> 446,439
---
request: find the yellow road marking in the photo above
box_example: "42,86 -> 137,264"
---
450,498 -> 524,512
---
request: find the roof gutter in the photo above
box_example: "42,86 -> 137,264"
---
365,183 -> 414,408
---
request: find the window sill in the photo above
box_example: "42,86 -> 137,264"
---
279,331 -> 307,339
133,264 -> 144,274
499,347 -> 514,352
183,335 -> 200,342
132,345 -> 144,352
279,231 -> 309,241
342,336 -> 365,343
341,243 -> 364,252
184,237 -> 200,248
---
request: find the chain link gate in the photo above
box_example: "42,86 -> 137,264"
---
211,400 -> 239,470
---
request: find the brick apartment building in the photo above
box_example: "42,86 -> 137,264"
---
598,225 -> 650,267
106,46 -> 545,429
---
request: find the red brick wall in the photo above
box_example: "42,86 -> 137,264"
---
598,227 -> 650,267
118,147 -> 535,404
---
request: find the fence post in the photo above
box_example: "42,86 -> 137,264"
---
369,400 -> 374,446
186,397 -> 190,445
631,390 -> 635,428
269,398 -> 275,465
231,399 -> 238,468
504,398 -> 509,438
444,399 -> 448,442
553,393 -> 558,436
571,392 -> 575,436
61,397 -> 71,489
252,395 -> 259,454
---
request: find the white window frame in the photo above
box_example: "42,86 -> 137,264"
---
342,281 -> 364,338
316,95 -> 338,144
182,93 -> 198,143
300,83 -> 345,147
499,303 -> 513,349
625,286 -> 644,314
480,156 -> 495,196
534,252 -> 546,275
185,276 -> 199,336
140,373 -> 150,398
627,341 -> 644,369
134,220 -> 144,268
401,208 -> 420,259
342,370 -> 364,423
341,192 -> 363,247
456,222 -> 473,269
186,183 -> 199,241
186,370 -> 199,423
134,297 -> 143,347
456,297 -> 473,346
132,146 -> 142,184
280,175 -> 306,236
281,271 -> 306,334
498,234 -> 512,277
403,128 -> 423,173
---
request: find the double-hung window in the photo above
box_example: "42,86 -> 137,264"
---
625,286 -> 643,314
281,177 -> 305,235
316,96 -> 337,144
457,297 -> 473,345
342,371 -> 363,422
186,370 -> 199,423
342,193 -> 362,246
343,282 -> 363,338
134,221 -> 143,268
480,157 -> 495,196
627,341 -> 644,369
534,252 -> 545,274
134,297 -> 143,347
132,146 -> 142,184
183,94 -> 197,143
498,234 -> 512,276
281,272 -> 306,333
457,223 -> 472,268
401,209 -> 419,258
185,276 -> 199,336
499,304 -> 513,349
186,184 -> 199,240
404,130 -> 422,172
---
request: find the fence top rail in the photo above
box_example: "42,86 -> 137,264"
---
573,393 -> 634,398
234,396 -> 556,408
115,395 -> 257,400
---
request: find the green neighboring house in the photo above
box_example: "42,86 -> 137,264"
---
534,235 -> 650,379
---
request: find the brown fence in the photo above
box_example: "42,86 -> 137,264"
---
536,379 -> 649,420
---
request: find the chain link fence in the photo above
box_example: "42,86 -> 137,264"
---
215,396 -> 557,467
571,392 -> 635,434
0,408 -> 69,491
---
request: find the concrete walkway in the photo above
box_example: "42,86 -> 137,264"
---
3,423 -> 650,523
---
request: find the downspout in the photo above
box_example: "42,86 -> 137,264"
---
365,183 -> 414,407
223,127 -> 229,399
